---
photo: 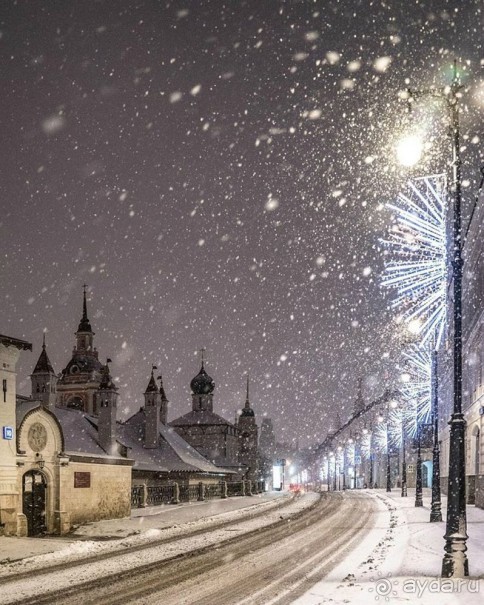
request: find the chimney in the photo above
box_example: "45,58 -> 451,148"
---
98,360 -> 118,454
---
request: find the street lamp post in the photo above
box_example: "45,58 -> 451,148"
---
401,423 -> 408,497
386,423 -> 392,493
369,452 -> 374,488
333,456 -> 337,491
354,436 -> 359,489
415,421 -> 423,507
385,401 -> 398,492
430,349 -> 443,521
403,62 -> 467,577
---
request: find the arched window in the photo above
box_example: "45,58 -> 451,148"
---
66,396 -> 84,411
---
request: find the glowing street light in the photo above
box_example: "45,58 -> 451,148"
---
396,134 -> 424,167
407,319 -> 422,335
394,62 -> 467,578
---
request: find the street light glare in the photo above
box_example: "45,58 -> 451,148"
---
396,135 -> 423,166
407,318 -> 422,335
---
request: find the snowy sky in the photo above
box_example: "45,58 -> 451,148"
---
1,0 -> 483,446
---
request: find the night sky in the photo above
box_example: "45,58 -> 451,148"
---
2,0 -> 483,446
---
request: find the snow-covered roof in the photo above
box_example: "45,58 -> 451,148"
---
119,410 -> 230,474
170,409 -> 235,428
16,399 -> 233,474
16,400 -> 127,461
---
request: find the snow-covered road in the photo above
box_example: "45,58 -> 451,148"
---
0,491 -> 377,605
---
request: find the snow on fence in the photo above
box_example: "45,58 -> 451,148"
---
131,480 -> 265,508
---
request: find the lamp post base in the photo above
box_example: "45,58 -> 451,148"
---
430,501 -> 443,522
401,482 -> 407,497
442,535 -> 469,578
442,411 -> 468,577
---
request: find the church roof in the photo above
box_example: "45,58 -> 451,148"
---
60,353 -> 104,378
0,334 -> 32,351
240,407 -> 255,418
16,400 -> 127,461
144,368 -> 158,394
32,341 -> 54,374
119,410 -> 229,474
170,409 -> 236,428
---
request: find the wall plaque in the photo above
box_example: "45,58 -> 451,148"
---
74,472 -> 91,488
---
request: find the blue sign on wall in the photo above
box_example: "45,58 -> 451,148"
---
2,426 -> 13,440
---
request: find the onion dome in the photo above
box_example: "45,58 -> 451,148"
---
240,405 -> 255,417
190,364 -> 215,395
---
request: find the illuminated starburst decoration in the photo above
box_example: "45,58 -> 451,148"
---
373,421 -> 389,453
374,410 -> 404,452
381,175 -> 447,348
400,347 -> 432,437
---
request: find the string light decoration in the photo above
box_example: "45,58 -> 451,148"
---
381,175 -> 447,348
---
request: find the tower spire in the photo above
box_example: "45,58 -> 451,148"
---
31,335 -> 56,407
82,284 -> 88,321
245,372 -> 250,408
77,285 -> 93,333
144,365 -> 158,394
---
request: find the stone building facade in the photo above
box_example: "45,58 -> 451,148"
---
170,362 -> 242,470
0,335 -> 33,536
0,333 -> 133,537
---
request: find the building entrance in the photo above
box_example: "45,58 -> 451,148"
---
22,470 -> 47,536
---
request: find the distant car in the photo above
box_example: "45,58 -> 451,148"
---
288,483 -> 304,494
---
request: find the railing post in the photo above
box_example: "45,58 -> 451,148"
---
142,483 -> 148,508
198,481 -> 205,501
241,480 -> 246,496
172,482 -> 180,504
221,481 -> 228,499
247,479 -> 253,496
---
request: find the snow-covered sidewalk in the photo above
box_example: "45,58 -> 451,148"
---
294,488 -> 484,605
0,491 -> 287,565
